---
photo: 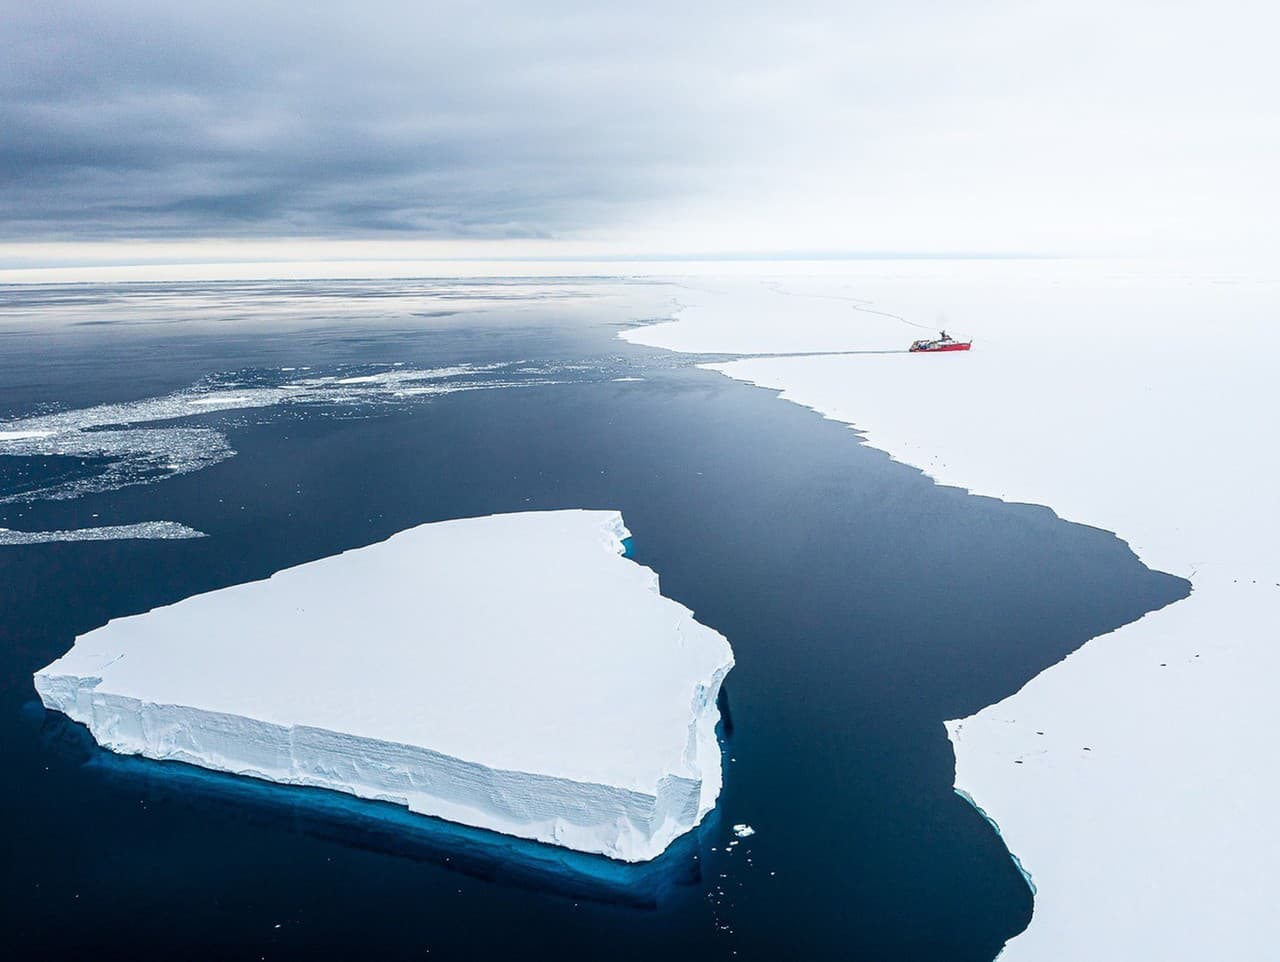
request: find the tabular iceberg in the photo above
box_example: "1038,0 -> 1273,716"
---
35,509 -> 734,862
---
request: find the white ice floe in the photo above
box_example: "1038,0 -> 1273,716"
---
0,363 -> 557,503
0,430 -> 55,441
187,395 -> 257,406
624,264 -> 1280,959
35,509 -> 734,862
732,823 -> 756,839
0,521 -> 206,545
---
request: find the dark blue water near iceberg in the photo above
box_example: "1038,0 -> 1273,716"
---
0,281 -> 1188,961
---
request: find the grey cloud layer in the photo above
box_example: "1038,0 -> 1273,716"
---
7,2 -> 1274,254
2,1 -> 770,239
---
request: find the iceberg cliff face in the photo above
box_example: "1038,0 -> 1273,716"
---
35,510 -> 734,862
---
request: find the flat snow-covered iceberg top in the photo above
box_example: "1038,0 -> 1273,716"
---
35,509 -> 735,862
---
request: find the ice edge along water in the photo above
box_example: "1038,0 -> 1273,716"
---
622,270 -> 1279,960
35,509 -> 735,863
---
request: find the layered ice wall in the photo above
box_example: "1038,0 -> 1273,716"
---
35,510 -> 734,862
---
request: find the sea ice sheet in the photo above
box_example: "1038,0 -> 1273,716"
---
624,265 -> 1280,958
35,509 -> 734,862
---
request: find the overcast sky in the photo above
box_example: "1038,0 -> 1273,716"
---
3,1 -> 1276,263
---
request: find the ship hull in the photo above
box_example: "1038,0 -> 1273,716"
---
909,341 -> 971,353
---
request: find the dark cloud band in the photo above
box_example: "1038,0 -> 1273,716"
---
1,1 -> 751,240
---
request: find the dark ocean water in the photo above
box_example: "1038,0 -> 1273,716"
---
0,280 -> 1188,961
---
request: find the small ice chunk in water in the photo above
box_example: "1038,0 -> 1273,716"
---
732,823 -> 756,838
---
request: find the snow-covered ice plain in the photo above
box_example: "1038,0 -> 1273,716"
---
35,509 -> 734,862
624,262 -> 1280,959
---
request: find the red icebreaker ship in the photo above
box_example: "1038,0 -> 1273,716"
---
909,331 -> 971,353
